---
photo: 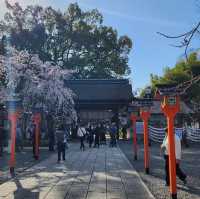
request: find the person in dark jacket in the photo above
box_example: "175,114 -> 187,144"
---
16,121 -> 23,152
110,123 -> 117,147
87,124 -> 94,148
94,124 -> 101,148
28,121 -> 36,159
46,114 -> 55,151
77,125 -> 87,151
100,123 -> 106,145
56,125 -> 66,163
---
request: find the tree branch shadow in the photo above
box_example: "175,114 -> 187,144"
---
12,177 -> 39,199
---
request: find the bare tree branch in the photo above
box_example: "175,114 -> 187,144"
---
157,21 -> 200,60
157,30 -> 193,39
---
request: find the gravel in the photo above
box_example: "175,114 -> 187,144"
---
119,140 -> 200,199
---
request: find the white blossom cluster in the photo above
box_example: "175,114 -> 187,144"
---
0,48 -> 77,124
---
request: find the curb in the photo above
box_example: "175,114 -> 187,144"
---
118,147 -> 156,199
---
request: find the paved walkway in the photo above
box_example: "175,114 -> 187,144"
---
0,143 -> 155,199
0,148 -> 52,184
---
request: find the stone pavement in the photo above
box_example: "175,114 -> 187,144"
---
0,148 -> 52,184
0,143 -> 155,199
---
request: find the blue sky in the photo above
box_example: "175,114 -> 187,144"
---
0,0 -> 199,91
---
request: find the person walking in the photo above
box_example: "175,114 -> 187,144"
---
16,121 -> 23,152
64,125 -> 70,149
87,124 -> 94,148
122,125 -> 127,140
28,121 -> 36,159
100,123 -> 107,145
109,123 -> 117,147
63,133 -> 68,149
94,124 -> 101,148
161,128 -> 187,186
77,125 -> 86,151
46,114 -> 55,151
56,125 -> 66,163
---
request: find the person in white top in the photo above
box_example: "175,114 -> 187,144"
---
77,125 -> 86,151
161,128 -> 187,186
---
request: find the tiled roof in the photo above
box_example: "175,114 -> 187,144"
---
65,79 -> 133,102
151,100 -> 194,114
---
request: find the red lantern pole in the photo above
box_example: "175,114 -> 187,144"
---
131,113 -> 138,160
140,110 -> 151,174
33,113 -> 41,160
161,96 -> 180,199
8,113 -> 18,175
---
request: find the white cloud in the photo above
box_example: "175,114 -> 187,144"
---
78,2 -> 187,28
0,0 -> 187,28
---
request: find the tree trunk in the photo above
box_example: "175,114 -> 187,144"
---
46,113 -> 55,151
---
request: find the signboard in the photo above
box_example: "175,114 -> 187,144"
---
137,99 -> 153,107
140,107 -> 150,112
128,106 -> 139,116
167,96 -> 176,105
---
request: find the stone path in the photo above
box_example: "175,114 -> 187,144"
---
0,148 -> 52,185
0,143 -> 155,199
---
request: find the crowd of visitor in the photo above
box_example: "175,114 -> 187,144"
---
0,116 -> 190,188
77,122 -> 118,150
55,121 -> 120,163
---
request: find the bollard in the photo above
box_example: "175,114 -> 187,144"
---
140,110 -> 151,174
6,98 -> 21,177
8,113 -> 18,177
